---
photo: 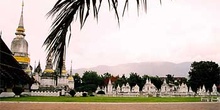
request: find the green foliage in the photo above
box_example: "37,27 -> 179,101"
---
12,87 -> 24,95
73,73 -> 81,91
127,72 -> 139,91
188,61 -> 220,93
81,71 -> 100,92
97,91 -> 105,94
97,75 -> 105,88
166,74 -> 174,85
81,84 -> 97,93
150,76 -> 163,91
121,74 -> 127,86
82,71 -> 99,85
103,72 -> 112,79
114,78 -> 123,89
82,92 -> 87,97
69,89 -> 76,97
136,75 -> 146,91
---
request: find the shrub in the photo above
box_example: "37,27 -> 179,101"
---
90,94 -> 95,96
12,87 -> 24,96
82,92 -> 87,97
97,91 -> 105,94
69,89 -> 76,97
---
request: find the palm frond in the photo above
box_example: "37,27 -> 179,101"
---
44,0 -> 159,74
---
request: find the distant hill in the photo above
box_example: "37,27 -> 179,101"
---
72,62 -> 192,77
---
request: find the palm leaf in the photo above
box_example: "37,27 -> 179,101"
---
44,0 -> 161,74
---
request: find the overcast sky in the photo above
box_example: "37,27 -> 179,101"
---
0,0 -> 220,70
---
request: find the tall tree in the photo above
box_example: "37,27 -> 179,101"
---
73,73 -> 81,91
166,74 -> 174,86
43,0 -> 162,73
127,72 -> 139,91
150,76 -> 163,91
188,61 -> 220,93
137,75 -> 146,91
81,71 -> 100,92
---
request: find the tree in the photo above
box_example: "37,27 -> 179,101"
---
97,75 -> 105,89
166,74 -> 175,86
136,75 -> 146,91
188,61 -> 220,93
103,72 -> 112,79
150,76 -> 163,91
114,77 -> 123,88
102,72 -> 112,87
73,73 -> 81,91
121,74 -> 127,86
43,0 -> 162,73
81,71 -> 100,93
127,72 -> 139,91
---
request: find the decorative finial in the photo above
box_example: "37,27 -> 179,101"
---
15,0 -> 25,36
22,0 -> 24,14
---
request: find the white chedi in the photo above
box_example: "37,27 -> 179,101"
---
132,84 -> 139,92
107,79 -> 113,93
143,78 -> 156,93
178,83 -> 188,93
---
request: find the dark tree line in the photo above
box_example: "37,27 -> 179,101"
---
70,61 -> 220,94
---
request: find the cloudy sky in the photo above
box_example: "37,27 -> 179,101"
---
0,0 -> 220,70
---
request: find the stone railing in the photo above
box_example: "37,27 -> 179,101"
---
0,92 -> 15,97
31,91 -> 60,96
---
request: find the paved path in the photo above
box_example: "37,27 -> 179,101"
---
0,102 -> 219,110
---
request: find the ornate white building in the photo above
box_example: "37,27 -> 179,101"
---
10,1 -> 74,91
11,1 -> 31,75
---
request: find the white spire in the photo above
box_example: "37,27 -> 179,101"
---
70,60 -> 73,75
15,0 -> 25,36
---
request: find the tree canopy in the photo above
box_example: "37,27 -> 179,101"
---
188,61 -> 220,93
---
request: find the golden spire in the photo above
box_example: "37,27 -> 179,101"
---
15,0 -> 25,36
68,60 -> 74,81
44,52 -> 54,73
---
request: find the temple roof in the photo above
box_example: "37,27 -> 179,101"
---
0,35 -> 33,85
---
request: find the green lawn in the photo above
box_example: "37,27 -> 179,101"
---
0,96 -> 201,102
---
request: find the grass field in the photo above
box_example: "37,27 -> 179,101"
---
0,96 -> 201,102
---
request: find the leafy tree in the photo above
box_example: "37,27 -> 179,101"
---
102,72 -> 112,87
73,73 -> 81,91
166,74 -> 174,85
114,78 -> 123,88
43,0 -> 162,73
103,72 -> 112,79
174,77 -> 187,86
81,71 -> 100,92
97,75 -> 105,89
188,61 -> 220,93
69,89 -> 76,97
136,75 -> 147,91
150,76 -> 163,91
12,86 -> 24,96
127,72 -> 139,91
121,74 -> 127,86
